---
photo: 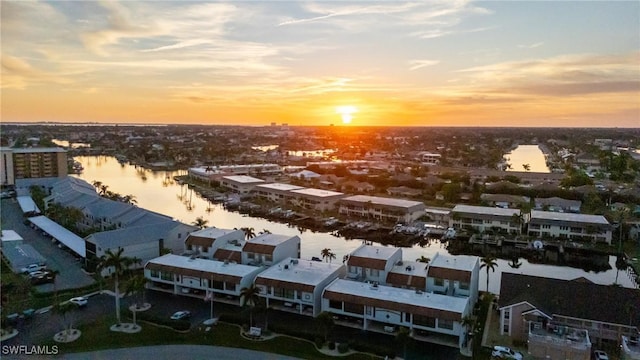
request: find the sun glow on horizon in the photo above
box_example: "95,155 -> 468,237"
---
336,105 -> 358,124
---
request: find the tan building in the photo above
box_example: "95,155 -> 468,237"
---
2,147 -> 67,183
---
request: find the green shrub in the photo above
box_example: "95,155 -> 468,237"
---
337,342 -> 349,353
314,337 -> 324,349
328,341 -> 336,350
136,312 -> 190,331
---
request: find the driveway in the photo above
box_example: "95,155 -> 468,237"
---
0,199 -> 94,291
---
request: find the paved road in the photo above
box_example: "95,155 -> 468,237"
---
0,198 -> 95,291
59,345 -> 304,360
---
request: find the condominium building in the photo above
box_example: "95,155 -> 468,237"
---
449,205 -> 522,234
288,188 -> 345,212
528,210 -> 612,244
339,195 -> 426,224
1,147 -> 68,184
252,183 -> 304,203
219,175 -> 265,194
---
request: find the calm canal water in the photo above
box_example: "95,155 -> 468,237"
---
504,145 -> 550,173
71,156 -> 634,292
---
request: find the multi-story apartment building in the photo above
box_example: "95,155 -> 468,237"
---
528,210 -> 612,244
241,233 -> 301,266
219,175 -> 265,194
1,147 -> 68,184
338,195 -> 426,224
252,183 -> 304,203
345,244 -> 402,284
288,188 -> 345,212
449,205 -> 522,234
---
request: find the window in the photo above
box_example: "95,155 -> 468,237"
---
344,302 -> 364,314
160,271 -> 172,281
329,300 -> 342,310
504,309 -> 510,320
150,270 -> 159,278
265,254 -> 273,262
434,278 -> 444,286
274,287 -> 285,297
212,281 -> 224,290
284,289 -> 295,299
370,269 -> 380,277
459,282 -> 469,290
247,253 -> 255,260
438,319 -> 454,330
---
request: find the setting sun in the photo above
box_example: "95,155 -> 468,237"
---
336,106 -> 358,124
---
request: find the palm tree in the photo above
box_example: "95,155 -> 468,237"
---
124,274 -> 148,325
480,256 -> 498,295
97,248 -> 138,325
315,312 -> 334,343
522,163 -> 531,172
615,254 -> 628,285
395,326 -> 410,360
416,256 -> 430,263
192,216 -> 209,229
54,301 -> 76,339
99,184 -> 109,196
240,284 -> 261,328
259,229 -> 272,235
91,180 -> 103,190
242,227 -> 256,240
327,251 -> 336,263
508,257 -> 522,269
321,248 -> 332,263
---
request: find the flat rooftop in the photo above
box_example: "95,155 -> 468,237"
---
452,204 -> 520,217
255,183 -> 305,191
247,233 -> 298,246
389,260 -> 428,276
222,175 -> 265,184
325,279 -> 468,314
12,147 -> 66,153
429,253 -> 478,272
256,258 -> 344,286
190,227 -> 240,239
350,245 -> 399,261
290,188 -> 344,198
530,210 -> 609,225
1,230 -> 24,242
341,195 -> 424,209
147,254 -> 260,277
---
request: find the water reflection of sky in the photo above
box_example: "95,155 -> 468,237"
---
72,156 -> 635,293
504,145 -> 550,173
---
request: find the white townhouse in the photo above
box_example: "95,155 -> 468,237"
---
419,152 -> 441,165
288,188 -> 345,212
188,164 -> 283,182
449,205 -> 522,234
528,210 -> 612,244
242,233 -> 301,266
426,253 -> 480,305
321,279 -> 472,348
254,257 -> 346,317
345,244 -> 402,284
220,175 -> 265,194
385,260 -> 428,290
338,195 -> 426,224
144,254 -> 263,304
184,227 -> 245,259
252,183 -> 304,203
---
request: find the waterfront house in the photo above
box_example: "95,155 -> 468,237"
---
241,233 -> 301,266
220,175 -> 265,195
288,188 -> 345,212
144,254 -> 263,304
321,278 -> 472,348
527,210 -> 612,244
426,253 -> 479,306
345,244 -> 402,284
534,197 -> 582,213
184,227 -> 245,259
338,195 -> 426,224
480,194 -> 530,209
449,205 -> 522,234
252,183 -> 304,203
254,257 -> 346,317
498,273 -> 640,350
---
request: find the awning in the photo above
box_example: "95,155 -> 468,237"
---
17,196 -> 41,215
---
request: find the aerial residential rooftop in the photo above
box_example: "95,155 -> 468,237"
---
11,147 -> 67,153
341,195 -> 425,209
290,188 -> 344,197
256,257 -> 344,287
146,254 -> 260,278
350,245 -> 399,262
324,279 -> 469,315
246,233 -> 298,247
530,210 -> 610,225
221,175 -> 265,184
190,227 -> 240,239
254,183 -> 305,191
452,204 -> 521,217
389,260 -> 428,276
429,253 -> 479,272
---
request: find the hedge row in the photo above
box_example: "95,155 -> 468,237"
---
135,312 -> 191,331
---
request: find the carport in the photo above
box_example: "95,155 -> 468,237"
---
28,216 -> 86,258
17,196 -> 41,215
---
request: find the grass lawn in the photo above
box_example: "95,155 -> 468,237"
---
51,315 -> 381,360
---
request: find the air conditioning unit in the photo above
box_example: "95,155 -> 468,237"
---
291,259 -> 299,265
284,264 -> 289,270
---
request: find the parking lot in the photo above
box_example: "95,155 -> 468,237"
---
1,198 -> 95,291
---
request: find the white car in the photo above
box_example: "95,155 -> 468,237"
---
593,350 -> 609,360
21,264 -> 46,274
170,311 -> 191,320
69,297 -> 88,307
492,346 -> 523,360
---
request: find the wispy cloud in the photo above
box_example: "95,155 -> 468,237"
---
518,42 -> 544,49
408,60 -> 440,71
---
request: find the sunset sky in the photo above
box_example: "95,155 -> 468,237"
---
2,1 -> 639,127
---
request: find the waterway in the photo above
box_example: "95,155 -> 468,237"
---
71,156 -> 635,293
504,145 -> 550,173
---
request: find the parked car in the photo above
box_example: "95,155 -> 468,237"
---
593,350 -> 609,360
170,311 -> 191,320
30,270 -> 55,285
69,297 -> 88,307
492,346 -> 523,360
21,264 -> 46,274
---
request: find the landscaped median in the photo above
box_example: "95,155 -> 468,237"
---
46,314 -> 384,360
